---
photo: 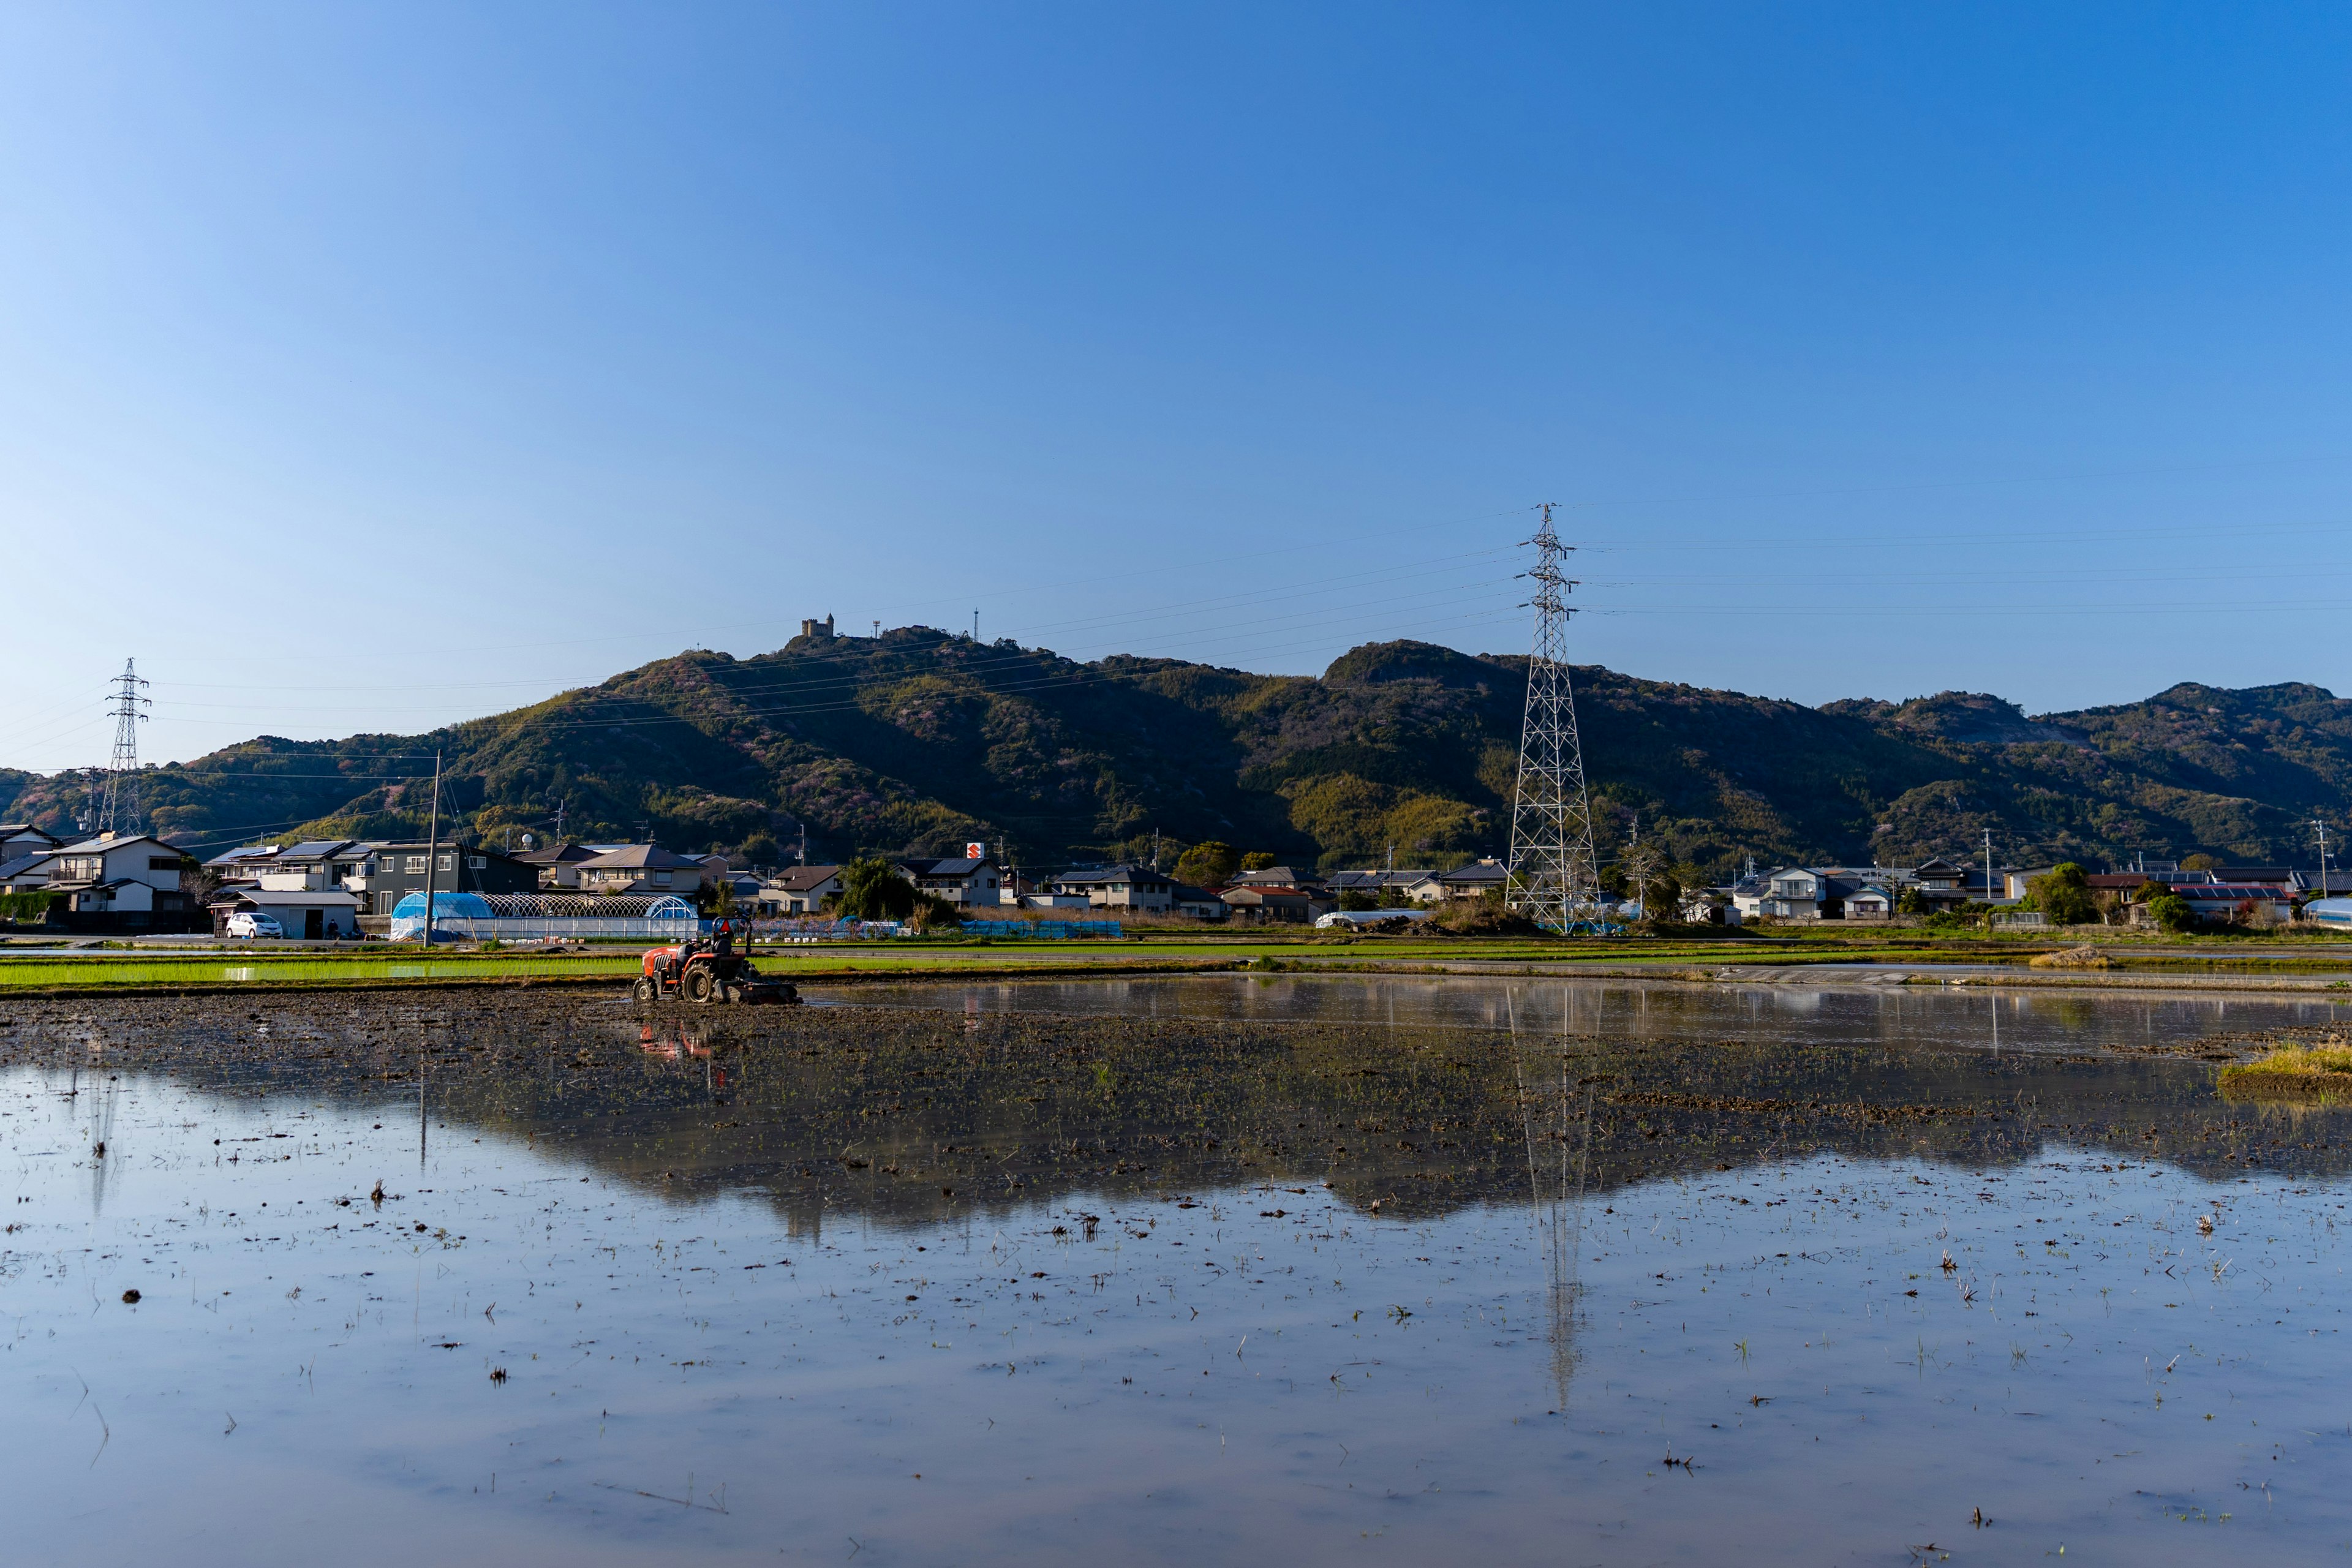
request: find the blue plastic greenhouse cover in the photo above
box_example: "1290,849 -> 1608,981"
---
388,892 -> 496,919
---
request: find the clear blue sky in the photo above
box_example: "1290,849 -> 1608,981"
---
6,3 -> 2351,771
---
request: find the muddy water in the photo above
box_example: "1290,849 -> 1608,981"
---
1,982 -> 2348,1566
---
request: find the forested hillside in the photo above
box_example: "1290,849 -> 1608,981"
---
6,628 -> 2348,879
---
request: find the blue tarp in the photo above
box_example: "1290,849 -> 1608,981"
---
959,921 -> 1125,940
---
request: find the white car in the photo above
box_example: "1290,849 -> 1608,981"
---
225,911 -> 284,940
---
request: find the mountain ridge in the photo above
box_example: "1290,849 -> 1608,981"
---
1,633 -> 2343,878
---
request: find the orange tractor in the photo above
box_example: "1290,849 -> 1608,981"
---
633,922 -> 798,1006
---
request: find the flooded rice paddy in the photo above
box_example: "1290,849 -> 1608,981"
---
3,975 -> 2350,1565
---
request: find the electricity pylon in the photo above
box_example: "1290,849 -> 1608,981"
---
1507,504 -> 1599,929
96,658 -> 150,836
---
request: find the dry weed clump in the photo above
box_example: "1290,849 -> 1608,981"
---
2029,944 -> 2111,970
2218,1039 -> 2352,1099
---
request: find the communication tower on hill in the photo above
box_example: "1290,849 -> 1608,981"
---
1506,505 -> 1599,930
96,657 -> 151,837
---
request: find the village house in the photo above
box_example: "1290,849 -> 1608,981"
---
1844,883 -> 1893,920
1755,867 -> 1826,919
1219,884 -> 1336,923
1328,869 -> 1445,904
0,824 -> 62,864
575,843 -> 704,897
2146,881 -> 2299,927
25,832 -> 195,928
1050,864 -> 1175,911
897,856 -> 1002,907
345,841 -> 542,913
758,864 -> 843,914
1733,862 -> 1972,921
1168,883 -> 1230,921
515,842 -> 599,889
1227,865 -> 1325,892
1910,858 -> 1972,911
1434,860 -> 1510,901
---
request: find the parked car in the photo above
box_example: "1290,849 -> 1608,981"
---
225,911 -> 284,939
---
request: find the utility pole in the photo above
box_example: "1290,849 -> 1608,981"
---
420,752 -> 443,947
2315,817 -> 2332,899
1507,503 -> 1600,931
1152,829 -> 1161,871
798,822 -> 808,865
96,658 -> 150,836
553,797 -> 567,844
973,609 -> 980,641
1983,827 -> 1996,932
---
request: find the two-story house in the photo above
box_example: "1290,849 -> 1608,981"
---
897,857 -> 1003,907
347,842 -> 542,913
40,832 -> 192,925
1050,864 -> 1174,911
575,844 -> 704,898
1757,867 -> 1826,919
758,865 -> 843,914
516,842 -> 600,889
0,824 -> 62,865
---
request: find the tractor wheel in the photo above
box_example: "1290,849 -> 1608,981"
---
684,968 -> 717,1004
632,976 -> 656,1003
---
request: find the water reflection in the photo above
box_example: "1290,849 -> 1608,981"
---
2,987 -> 2350,1564
1507,987 -> 1591,1409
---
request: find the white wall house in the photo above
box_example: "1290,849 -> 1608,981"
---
899,857 -> 1003,907
1757,868 -> 1824,919
44,832 -> 190,917
758,865 -> 843,914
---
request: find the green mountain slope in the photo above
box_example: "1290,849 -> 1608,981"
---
6,630 -> 2347,876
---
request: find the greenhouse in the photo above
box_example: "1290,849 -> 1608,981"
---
388,891 -> 699,941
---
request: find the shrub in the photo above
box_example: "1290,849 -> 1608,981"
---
1174,840 -> 1240,888
835,858 -> 916,921
908,894 -> 963,933
2024,862 -> 2099,925
2146,893 -> 2196,933
0,890 -> 64,924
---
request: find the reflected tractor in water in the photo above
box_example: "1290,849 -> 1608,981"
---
633,921 -> 799,1006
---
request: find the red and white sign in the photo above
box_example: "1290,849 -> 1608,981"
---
964,842 -> 987,862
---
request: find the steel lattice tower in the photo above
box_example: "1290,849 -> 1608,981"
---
1506,504 -> 1599,929
96,658 -> 149,836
